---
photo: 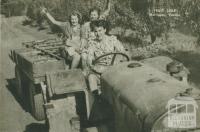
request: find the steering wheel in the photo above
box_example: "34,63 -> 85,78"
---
91,52 -> 130,74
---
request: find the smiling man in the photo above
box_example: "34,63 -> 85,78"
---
82,20 -> 125,94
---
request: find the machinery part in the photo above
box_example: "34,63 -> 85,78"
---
15,66 -> 30,110
22,38 -> 64,60
28,82 -> 45,121
45,69 -> 87,96
15,66 -> 23,98
40,82 -> 47,103
46,96 -> 79,132
92,52 -> 130,74
166,60 -> 183,74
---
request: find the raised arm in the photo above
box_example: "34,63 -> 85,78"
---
99,0 -> 111,19
41,8 -> 64,27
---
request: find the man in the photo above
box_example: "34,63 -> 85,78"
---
41,8 -> 82,69
82,20 -> 125,94
82,0 -> 111,40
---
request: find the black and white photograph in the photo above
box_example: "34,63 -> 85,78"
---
0,0 -> 200,132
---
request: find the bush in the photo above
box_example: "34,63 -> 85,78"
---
1,0 -> 27,17
22,0 -> 200,46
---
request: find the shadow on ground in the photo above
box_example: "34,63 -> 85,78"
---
6,78 -> 113,132
6,78 -> 48,131
6,78 -> 28,111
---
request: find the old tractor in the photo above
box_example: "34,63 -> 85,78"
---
10,39 -> 200,132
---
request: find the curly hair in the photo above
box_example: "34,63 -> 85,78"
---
89,7 -> 101,17
69,11 -> 82,24
90,20 -> 110,34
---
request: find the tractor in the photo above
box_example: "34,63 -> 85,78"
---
10,39 -> 200,132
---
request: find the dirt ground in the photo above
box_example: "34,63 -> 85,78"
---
0,15 -> 200,132
0,15 -> 54,132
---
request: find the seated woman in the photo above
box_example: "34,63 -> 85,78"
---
82,20 -> 126,94
81,0 -> 111,40
41,8 -> 83,69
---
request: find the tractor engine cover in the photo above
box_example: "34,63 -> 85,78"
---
100,61 -> 190,132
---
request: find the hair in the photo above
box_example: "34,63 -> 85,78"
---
89,7 -> 101,16
90,20 -> 110,34
69,11 -> 82,24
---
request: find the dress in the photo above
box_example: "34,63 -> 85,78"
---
83,35 -> 125,65
81,22 -> 95,40
59,23 -> 83,56
83,35 -> 125,92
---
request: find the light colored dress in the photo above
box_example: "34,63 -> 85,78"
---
83,35 -> 125,65
59,23 -> 83,56
83,35 -> 125,92
81,22 -> 95,40
59,22 -> 81,40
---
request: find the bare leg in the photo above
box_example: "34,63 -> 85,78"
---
81,53 -> 88,70
71,52 -> 81,69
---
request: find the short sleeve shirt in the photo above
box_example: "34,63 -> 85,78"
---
59,22 -> 82,52
84,35 -> 125,64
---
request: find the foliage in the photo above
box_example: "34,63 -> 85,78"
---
1,0 -> 27,17
178,0 -> 200,44
3,0 -> 199,47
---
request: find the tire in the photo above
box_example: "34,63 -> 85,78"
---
28,82 -> 45,121
15,66 -> 23,98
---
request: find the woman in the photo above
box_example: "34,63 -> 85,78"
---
41,8 -> 83,69
82,0 -> 111,40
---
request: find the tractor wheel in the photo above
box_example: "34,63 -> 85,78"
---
28,82 -> 45,121
15,66 -> 23,98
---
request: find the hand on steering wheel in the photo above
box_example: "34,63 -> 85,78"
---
91,52 -> 130,75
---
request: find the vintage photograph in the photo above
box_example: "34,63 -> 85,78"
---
0,0 -> 200,132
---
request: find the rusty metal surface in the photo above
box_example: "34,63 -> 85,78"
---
11,39 -> 66,82
101,60 -> 195,132
46,97 -> 78,132
46,69 -> 87,95
141,56 -> 173,73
